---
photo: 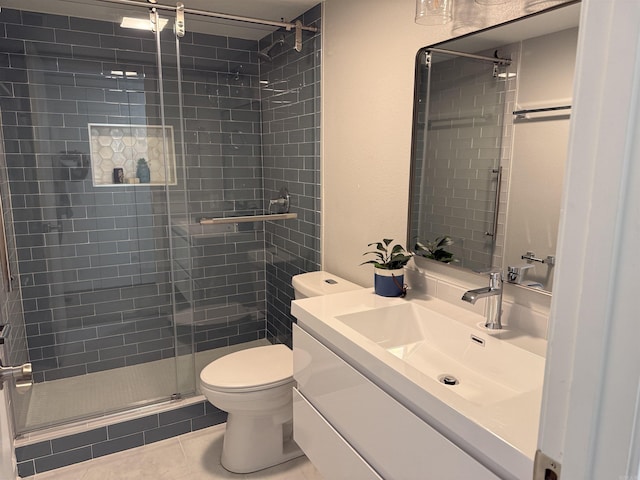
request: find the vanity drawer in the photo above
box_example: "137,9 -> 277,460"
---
293,324 -> 500,480
293,388 -> 383,480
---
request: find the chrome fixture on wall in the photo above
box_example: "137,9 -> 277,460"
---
521,251 -> 556,266
268,187 -> 291,214
259,36 -> 285,62
507,264 -> 534,284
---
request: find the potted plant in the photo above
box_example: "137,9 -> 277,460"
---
361,239 -> 413,297
415,236 -> 456,263
136,157 -> 150,183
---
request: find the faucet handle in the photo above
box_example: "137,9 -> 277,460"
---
507,264 -> 534,284
488,271 -> 503,288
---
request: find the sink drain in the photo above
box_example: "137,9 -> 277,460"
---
438,374 -> 459,386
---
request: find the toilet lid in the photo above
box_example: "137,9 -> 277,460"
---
200,344 -> 294,392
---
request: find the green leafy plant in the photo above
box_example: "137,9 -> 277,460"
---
361,239 -> 413,270
415,236 -> 456,263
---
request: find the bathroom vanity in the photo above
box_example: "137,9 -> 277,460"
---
291,289 -> 546,479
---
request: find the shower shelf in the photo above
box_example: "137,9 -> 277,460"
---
199,213 -> 297,225
88,124 -> 177,187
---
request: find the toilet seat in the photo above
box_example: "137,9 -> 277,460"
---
200,344 -> 293,393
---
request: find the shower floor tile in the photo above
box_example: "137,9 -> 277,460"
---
24,424 -> 324,480
15,340 -> 270,433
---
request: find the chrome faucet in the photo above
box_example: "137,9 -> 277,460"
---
461,271 -> 503,330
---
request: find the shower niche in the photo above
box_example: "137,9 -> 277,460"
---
88,124 -> 177,186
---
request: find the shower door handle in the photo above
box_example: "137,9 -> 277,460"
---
0,194 -> 12,292
0,360 -> 32,390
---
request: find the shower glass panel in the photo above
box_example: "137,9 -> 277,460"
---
158,12 -> 197,398
170,18 -> 271,367
410,50 -> 508,271
0,8 -> 193,433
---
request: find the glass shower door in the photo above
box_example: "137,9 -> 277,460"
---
155,10 -> 197,399
0,6 -> 194,433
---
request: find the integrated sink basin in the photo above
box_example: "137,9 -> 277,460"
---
335,302 -> 545,407
291,289 -> 548,479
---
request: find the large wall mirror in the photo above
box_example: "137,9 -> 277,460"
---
408,1 -> 580,293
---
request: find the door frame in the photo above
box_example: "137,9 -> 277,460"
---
538,0 -> 640,478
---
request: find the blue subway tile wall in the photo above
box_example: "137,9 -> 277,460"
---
0,9 -> 269,383
261,5 -> 322,347
15,400 -> 226,477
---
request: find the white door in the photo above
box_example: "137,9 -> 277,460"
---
538,0 -> 640,478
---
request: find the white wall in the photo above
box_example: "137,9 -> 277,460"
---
321,0 -> 562,287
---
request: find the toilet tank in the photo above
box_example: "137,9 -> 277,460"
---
292,271 -> 363,299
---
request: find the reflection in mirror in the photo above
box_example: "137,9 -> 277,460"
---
409,48 -> 510,272
408,1 -> 580,293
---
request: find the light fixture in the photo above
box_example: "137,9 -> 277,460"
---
108,70 -> 141,78
415,0 -> 453,25
452,0 -> 486,34
120,16 -> 168,31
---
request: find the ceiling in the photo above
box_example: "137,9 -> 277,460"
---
0,0 -> 320,39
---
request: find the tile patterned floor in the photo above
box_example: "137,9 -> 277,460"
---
24,424 -> 323,480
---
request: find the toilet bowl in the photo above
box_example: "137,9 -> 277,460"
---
200,271 -> 362,473
200,344 -> 300,473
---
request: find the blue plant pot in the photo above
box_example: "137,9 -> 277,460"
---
374,269 -> 405,297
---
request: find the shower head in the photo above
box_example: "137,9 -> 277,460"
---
258,37 -> 285,62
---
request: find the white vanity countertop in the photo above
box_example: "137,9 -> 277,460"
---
291,289 -> 548,480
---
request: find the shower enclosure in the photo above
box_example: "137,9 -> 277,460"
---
0,0 -> 321,437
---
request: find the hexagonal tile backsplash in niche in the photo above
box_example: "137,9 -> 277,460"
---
89,124 -> 177,186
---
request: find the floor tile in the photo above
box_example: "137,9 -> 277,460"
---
26,424 -> 323,480
245,455 -> 311,480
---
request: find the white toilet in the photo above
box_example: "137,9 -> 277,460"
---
199,271 -> 362,473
